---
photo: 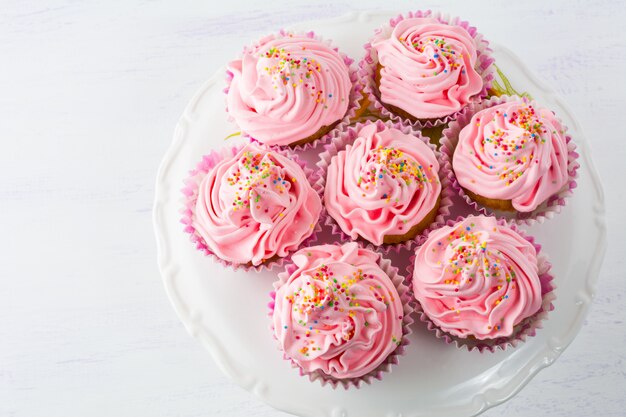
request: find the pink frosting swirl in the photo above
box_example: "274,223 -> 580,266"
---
452,99 -> 570,212
226,32 -> 352,146
371,17 -> 484,119
412,215 -> 542,340
273,243 -> 404,379
191,143 -> 321,266
324,122 -> 441,245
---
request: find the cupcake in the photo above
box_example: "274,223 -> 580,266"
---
445,95 -> 578,219
225,31 -> 356,148
270,242 -> 412,388
320,120 -> 447,247
181,143 -> 321,269
411,215 -> 554,351
361,10 -> 494,127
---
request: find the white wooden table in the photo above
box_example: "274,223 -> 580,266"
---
1,1 -> 624,416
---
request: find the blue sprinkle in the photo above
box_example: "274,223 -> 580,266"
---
466,226 -> 471,231
434,54 -> 439,58
379,174 -> 383,178
328,93 -> 332,98
504,113 -> 508,117
443,69 -> 447,73
283,325 -> 288,329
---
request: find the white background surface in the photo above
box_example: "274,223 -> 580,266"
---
1,1 -> 624,416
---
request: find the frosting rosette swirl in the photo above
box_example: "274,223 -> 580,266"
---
452,99 -> 570,212
272,243 -> 404,380
412,215 -> 543,340
371,16 -> 485,119
324,122 -> 441,245
226,32 -> 352,146
190,143 -> 321,266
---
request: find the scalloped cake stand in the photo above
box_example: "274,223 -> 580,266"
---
153,11 -> 607,417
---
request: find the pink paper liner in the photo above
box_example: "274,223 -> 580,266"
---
358,10 -> 495,129
224,29 -> 363,152
439,94 -> 580,226
180,144 -> 322,272
406,216 -> 556,352
268,244 -> 414,389
314,118 -> 454,256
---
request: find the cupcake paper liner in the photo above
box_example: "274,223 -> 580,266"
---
180,144 -> 322,272
314,118 -> 454,256
268,245 -> 414,389
358,10 -> 495,129
225,29 -> 364,152
439,94 -> 580,225
406,216 -> 556,353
